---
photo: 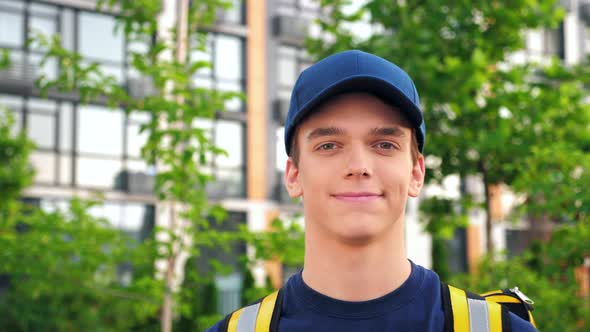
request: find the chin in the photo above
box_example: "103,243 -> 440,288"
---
335,230 -> 380,246
332,217 -> 388,244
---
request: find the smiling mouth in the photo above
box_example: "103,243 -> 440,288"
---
331,192 -> 384,202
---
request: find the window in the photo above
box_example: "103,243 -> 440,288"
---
277,46 -> 313,98
0,94 -> 23,111
445,228 -> 468,274
30,151 -> 56,184
58,155 -> 72,185
29,8 -> 57,44
29,53 -> 58,80
193,211 -> 247,314
216,81 -> 243,112
278,46 -> 297,88
543,23 -> 565,59
76,157 -> 123,188
193,34 -> 245,112
300,0 -> 320,10
0,4 -> 246,196
0,1 -> 24,47
506,229 -> 531,259
274,45 -> 313,202
29,3 -> 58,16
27,3 -> 59,80
214,120 -> 243,168
217,0 -> 244,25
276,0 -> 323,18
28,112 -> 54,149
191,35 -> 213,77
215,168 -> 244,198
39,198 -> 155,242
0,94 -> 23,135
119,203 -> 155,241
27,98 -> 56,150
126,111 -> 151,158
59,103 -> 73,152
77,105 -> 124,156
215,272 -> 243,315
214,35 -> 243,81
79,12 -> 124,63
212,120 -> 245,198
191,118 -> 245,198
126,123 -> 147,159
60,9 -> 75,50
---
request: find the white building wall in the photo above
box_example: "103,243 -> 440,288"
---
564,6 -> 584,64
405,196 -> 432,268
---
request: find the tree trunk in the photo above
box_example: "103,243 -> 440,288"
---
483,178 -> 494,253
479,164 -> 494,254
161,202 -> 178,332
160,0 -> 189,331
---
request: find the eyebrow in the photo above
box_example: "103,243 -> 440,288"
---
306,127 -> 346,141
369,126 -> 406,138
306,126 -> 406,141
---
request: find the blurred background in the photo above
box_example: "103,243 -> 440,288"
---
0,0 -> 589,331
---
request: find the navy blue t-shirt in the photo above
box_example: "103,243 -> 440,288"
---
206,261 -> 537,331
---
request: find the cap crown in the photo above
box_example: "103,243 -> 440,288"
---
284,50 -> 425,154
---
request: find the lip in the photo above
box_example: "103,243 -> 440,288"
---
331,192 -> 384,202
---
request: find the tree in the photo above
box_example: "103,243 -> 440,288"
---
0,104 -> 164,331
0,111 -> 34,209
0,198 -> 163,332
0,0 -> 249,331
307,0 -> 589,256
451,218 -> 590,332
418,196 -> 471,281
307,1 -> 590,328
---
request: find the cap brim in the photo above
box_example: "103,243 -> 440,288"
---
291,76 -> 423,131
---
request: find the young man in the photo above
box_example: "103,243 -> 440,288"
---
206,50 -> 537,331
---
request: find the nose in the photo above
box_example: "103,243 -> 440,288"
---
344,145 -> 372,178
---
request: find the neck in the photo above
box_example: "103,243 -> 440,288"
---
301,220 -> 410,301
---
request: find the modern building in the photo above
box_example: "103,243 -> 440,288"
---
1,0 -> 588,316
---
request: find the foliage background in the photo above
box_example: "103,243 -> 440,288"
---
1,0 -> 590,331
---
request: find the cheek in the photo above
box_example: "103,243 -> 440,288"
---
299,166 -> 329,194
379,163 -> 412,191
297,155 -> 331,190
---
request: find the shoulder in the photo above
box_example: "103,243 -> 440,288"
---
204,318 -> 225,332
509,311 -> 538,331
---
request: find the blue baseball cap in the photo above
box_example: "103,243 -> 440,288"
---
284,50 -> 425,154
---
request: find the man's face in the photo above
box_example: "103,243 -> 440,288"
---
285,93 -> 425,245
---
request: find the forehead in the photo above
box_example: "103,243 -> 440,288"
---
298,92 -> 411,133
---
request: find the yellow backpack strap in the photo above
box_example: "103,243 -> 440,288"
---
441,283 -> 510,332
224,288 -> 283,332
482,287 -> 536,329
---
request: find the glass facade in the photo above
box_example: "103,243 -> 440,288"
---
193,211 -> 247,315
0,0 -> 247,198
32,197 -> 156,241
273,1 -> 317,203
192,33 -> 246,113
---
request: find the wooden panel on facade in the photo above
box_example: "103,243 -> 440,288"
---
488,183 -> 503,222
467,224 -> 482,273
246,0 -> 267,200
265,210 -> 283,289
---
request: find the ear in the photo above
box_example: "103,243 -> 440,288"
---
408,154 -> 425,197
285,158 -> 303,198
